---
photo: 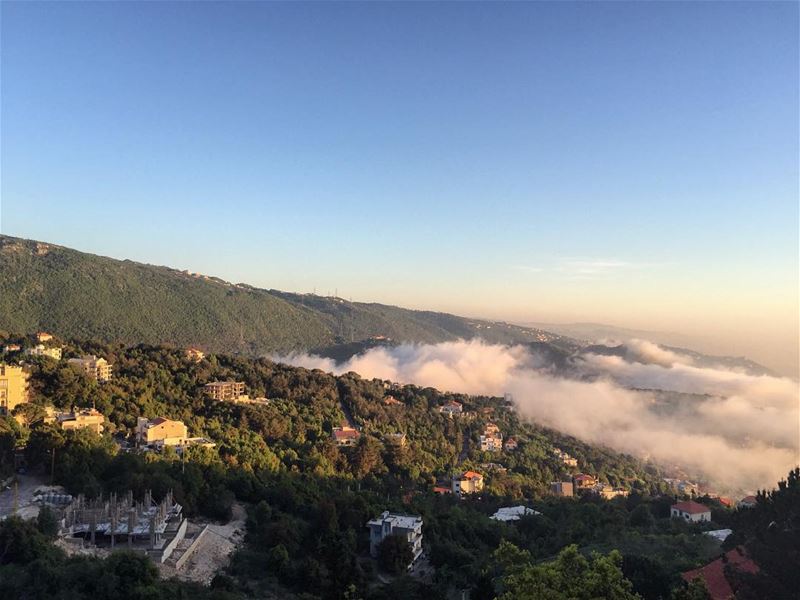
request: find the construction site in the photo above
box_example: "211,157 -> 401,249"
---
58,489 -> 187,563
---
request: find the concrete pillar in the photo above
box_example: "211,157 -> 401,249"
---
128,508 -> 136,547
110,512 -> 116,548
149,514 -> 156,549
89,513 -> 96,545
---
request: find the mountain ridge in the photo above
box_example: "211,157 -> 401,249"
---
0,234 -> 575,356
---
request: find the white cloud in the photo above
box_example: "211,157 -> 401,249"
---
274,340 -> 799,494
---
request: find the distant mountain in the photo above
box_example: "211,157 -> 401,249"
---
526,322 -> 773,376
0,235 -> 577,356
521,321 -> 697,348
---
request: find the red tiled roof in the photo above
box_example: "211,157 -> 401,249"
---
461,470 -> 483,480
681,548 -> 759,600
333,428 -> 359,440
150,417 -> 168,425
433,486 -> 451,494
718,497 -> 733,507
672,500 -> 711,515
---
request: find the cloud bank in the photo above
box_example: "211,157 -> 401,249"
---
275,340 -> 799,493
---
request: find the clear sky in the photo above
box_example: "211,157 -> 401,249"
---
1,2 -> 798,375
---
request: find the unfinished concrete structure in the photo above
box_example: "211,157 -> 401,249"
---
61,490 -> 187,562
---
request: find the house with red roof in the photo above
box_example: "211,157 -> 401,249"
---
439,400 -> 463,416
332,426 -> 360,447
671,500 -> 711,522
737,495 -> 758,509
452,470 -> 484,496
681,547 -> 759,600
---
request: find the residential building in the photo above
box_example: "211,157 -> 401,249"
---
593,484 -> 629,500
490,506 -> 541,522
704,529 -> 733,543
452,471 -> 484,496
671,500 -> 712,522
680,547 -> 759,600
573,473 -> 597,490
57,408 -> 105,433
332,426 -> 360,446
480,462 -> 507,473
136,417 -> 188,447
439,400 -> 463,416
36,332 -> 54,342
0,364 -> 29,414
737,495 -> 757,509
503,437 -> 519,451
3,344 -> 21,353
383,395 -> 403,406
25,344 -> 62,360
433,485 -> 452,495
180,437 -> 216,450
68,356 -> 112,381
185,348 -> 205,362
550,481 -> 574,497
553,448 -> 578,467
366,511 -> 424,567
480,423 -> 503,452
202,381 -> 246,401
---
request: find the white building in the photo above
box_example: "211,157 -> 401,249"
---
704,529 -> 732,542
439,401 -> 463,416
24,344 -> 62,360
366,511 -> 423,567
490,506 -> 541,522
671,501 -> 711,523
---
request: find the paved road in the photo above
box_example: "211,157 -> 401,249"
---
0,473 -> 46,518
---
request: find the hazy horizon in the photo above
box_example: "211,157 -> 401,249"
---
1,2 -> 797,376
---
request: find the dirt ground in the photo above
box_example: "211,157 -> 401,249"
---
159,502 -> 247,584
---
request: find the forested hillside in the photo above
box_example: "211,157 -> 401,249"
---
3,338 -> 792,599
0,235 -> 573,356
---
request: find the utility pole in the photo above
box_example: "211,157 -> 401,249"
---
50,447 -> 56,484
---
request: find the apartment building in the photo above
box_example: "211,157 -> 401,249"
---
366,511 -> 424,567
0,364 -> 29,414
202,381 -> 246,401
68,356 -> 113,381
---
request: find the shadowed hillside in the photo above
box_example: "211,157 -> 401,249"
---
0,235 -> 574,356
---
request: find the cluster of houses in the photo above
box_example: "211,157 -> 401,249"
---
4,333 -> 113,382
549,473 -> 629,499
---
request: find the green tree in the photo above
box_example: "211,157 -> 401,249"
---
378,533 -> 414,575
493,542 -> 641,600
671,577 -> 711,600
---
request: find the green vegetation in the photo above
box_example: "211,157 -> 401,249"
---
0,235 -> 575,357
0,337 -> 795,599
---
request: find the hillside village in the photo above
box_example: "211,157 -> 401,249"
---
0,332 -> 794,599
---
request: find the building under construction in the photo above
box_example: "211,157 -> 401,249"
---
59,489 -> 187,562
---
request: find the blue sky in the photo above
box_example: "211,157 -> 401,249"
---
1,2 -> 797,372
